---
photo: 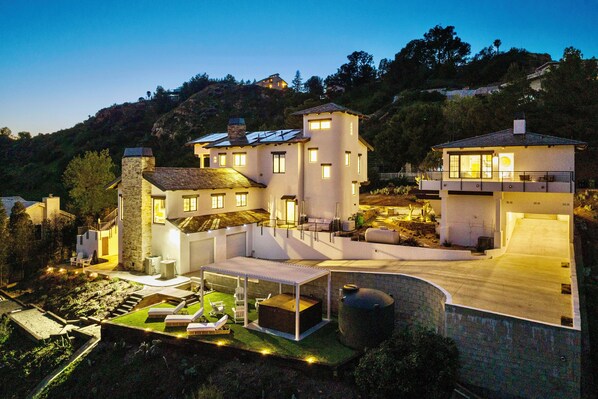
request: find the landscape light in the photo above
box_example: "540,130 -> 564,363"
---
176,334 -> 183,339
216,340 -> 226,346
59,268 -> 66,273
260,348 -> 271,355
305,356 -> 317,364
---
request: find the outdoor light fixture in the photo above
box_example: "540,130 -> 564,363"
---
261,348 -> 271,355
216,340 -> 226,346
176,334 -> 183,339
305,356 -> 317,364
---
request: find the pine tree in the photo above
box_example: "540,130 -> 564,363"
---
292,70 -> 303,92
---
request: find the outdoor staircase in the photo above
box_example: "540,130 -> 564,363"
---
109,292 -> 143,317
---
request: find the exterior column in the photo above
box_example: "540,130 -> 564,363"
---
439,190 -> 449,244
493,192 -> 503,248
295,284 -> 301,341
243,275 -> 248,327
326,273 -> 331,320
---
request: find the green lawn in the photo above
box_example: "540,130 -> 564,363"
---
111,291 -> 356,365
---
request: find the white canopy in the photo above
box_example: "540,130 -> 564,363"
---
199,257 -> 331,341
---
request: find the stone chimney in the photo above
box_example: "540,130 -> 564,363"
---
227,118 -> 246,141
121,147 -> 155,271
513,112 -> 526,135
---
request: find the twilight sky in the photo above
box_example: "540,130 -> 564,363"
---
1,0 -> 597,135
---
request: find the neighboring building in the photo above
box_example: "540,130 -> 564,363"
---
76,209 -> 118,259
111,103 -> 372,274
255,73 -> 288,90
1,195 -> 74,225
419,115 -> 586,249
527,61 -> 559,91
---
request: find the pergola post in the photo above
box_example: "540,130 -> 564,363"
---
295,283 -> 301,341
199,269 -> 204,310
326,272 -> 331,320
243,274 -> 248,327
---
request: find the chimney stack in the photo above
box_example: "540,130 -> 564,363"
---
227,118 -> 246,141
513,112 -> 526,135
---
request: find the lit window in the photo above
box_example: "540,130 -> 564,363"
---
322,164 -> 331,179
153,197 -> 165,224
273,153 -> 286,173
308,148 -> 318,163
268,84 -> 272,88
218,153 -> 226,166
358,154 -> 362,175
449,155 -> 459,178
449,153 -> 494,179
345,151 -> 351,166
309,119 -> 331,130
352,182 -> 357,196
183,196 -> 198,212
350,122 -> 354,136
119,195 -> 124,220
233,153 -> 246,167
236,192 -> 248,207
211,194 -> 225,209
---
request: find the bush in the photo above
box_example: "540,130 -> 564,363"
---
354,328 -> 459,399
402,237 -> 421,247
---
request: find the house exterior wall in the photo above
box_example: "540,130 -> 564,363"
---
440,193 -> 495,247
26,204 -> 45,225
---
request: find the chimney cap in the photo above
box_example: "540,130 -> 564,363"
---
123,148 -> 154,158
228,118 -> 245,126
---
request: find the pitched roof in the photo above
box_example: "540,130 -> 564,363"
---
168,209 -> 270,233
433,129 -> 587,150
291,102 -> 364,117
142,167 -> 265,191
187,129 -> 306,148
1,196 -> 39,212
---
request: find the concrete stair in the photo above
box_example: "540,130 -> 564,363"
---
109,291 -> 143,318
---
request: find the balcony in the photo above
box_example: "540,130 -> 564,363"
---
419,171 -> 576,193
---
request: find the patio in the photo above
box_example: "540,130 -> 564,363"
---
110,291 -> 356,365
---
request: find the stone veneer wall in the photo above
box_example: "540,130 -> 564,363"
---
121,155 -> 154,271
204,269 -> 581,398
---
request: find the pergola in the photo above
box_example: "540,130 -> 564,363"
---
199,257 -> 331,341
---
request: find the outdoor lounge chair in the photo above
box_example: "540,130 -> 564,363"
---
187,315 -> 230,336
147,300 -> 186,318
209,300 -> 225,316
254,293 -> 271,310
78,256 -> 92,267
232,306 -> 245,324
70,252 -> 83,266
234,287 -> 245,306
164,307 -> 204,327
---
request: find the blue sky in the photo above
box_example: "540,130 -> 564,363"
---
1,0 -> 596,135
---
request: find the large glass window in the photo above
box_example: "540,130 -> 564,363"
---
449,153 -> 493,179
152,197 -> 166,224
233,153 -> 246,167
272,153 -> 286,173
211,194 -> 225,209
183,196 -> 198,212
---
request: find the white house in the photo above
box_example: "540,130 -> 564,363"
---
419,116 -> 586,249
111,103 -> 372,274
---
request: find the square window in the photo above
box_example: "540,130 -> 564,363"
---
273,153 -> 286,173
322,164 -> 331,179
153,198 -> 165,224
236,193 -> 247,207
183,196 -> 198,212
234,153 -> 246,167
211,194 -> 225,209
218,153 -> 226,166
308,148 -> 318,163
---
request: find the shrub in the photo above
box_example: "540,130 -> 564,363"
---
354,328 -> 459,399
0,317 -> 12,344
402,237 -> 421,247
190,384 -> 224,399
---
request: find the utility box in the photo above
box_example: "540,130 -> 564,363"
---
144,256 -> 162,275
160,260 -> 176,279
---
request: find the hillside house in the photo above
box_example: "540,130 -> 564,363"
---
111,103 -> 372,273
419,115 -> 586,249
255,73 -> 288,90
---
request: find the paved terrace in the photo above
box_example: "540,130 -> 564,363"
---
294,218 -> 574,326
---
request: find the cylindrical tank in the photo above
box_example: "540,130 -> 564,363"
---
365,227 -> 400,244
338,284 -> 395,350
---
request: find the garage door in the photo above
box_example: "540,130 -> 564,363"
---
189,239 -> 214,272
226,232 -> 246,259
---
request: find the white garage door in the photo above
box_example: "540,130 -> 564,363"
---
189,239 -> 214,272
226,232 -> 246,259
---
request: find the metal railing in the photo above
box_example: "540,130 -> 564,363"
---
258,217 -> 343,243
77,208 -> 118,236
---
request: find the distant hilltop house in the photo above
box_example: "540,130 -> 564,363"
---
255,73 -> 288,90
109,103 -> 372,273
526,61 -> 559,91
1,195 -> 74,225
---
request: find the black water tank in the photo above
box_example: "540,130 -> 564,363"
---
338,284 -> 395,350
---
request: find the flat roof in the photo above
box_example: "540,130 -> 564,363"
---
201,257 -> 329,286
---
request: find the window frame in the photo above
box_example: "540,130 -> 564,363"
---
218,153 -> 227,166
357,154 -> 362,175
448,151 -> 494,179
345,151 -> 351,166
308,119 -> 332,130
211,193 -> 225,209
119,194 -> 124,220
235,192 -> 248,207
233,152 -> 246,167
352,181 -> 358,196
152,196 -> 166,224
183,195 -> 198,212
308,148 -> 318,163
321,163 -> 332,179
272,152 -> 286,174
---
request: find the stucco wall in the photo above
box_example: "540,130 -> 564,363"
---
442,193 -> 495,247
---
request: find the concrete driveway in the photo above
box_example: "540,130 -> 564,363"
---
506,217 -> 569,258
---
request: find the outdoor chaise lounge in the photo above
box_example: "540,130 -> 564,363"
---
187,315 -> 230,336
147,300 -> 186,318
164,307 -> 204,327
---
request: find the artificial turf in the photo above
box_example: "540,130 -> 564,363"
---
111,291 -> 356,365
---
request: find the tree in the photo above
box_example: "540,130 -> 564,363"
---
63,149 -> 117,219
8,201 -> 34,277
494,39 -> 502,54
303,75 -> 324,95
146,90 -> 151,99
0,127 -> 12,138
354,328 -> 459,399
0,202 -> 9,286
17,131 -> 31,140
325,51 -> 377,90
292,70 -> 303,92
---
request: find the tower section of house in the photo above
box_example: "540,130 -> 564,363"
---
420,116 -> 586,249
292,103 -> 372,221
118,148 -> 155,271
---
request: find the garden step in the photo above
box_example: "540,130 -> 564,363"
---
124,300 -> 138,306
129,293 -> 144,300
120,304 -> 133,311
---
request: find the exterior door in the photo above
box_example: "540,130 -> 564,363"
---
102,237 -> 109,256
286,200 -> 296,225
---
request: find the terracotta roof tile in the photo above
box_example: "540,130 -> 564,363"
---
169,209 -> 270,233
142,167 -> 265,191
291,102 -> 364,117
